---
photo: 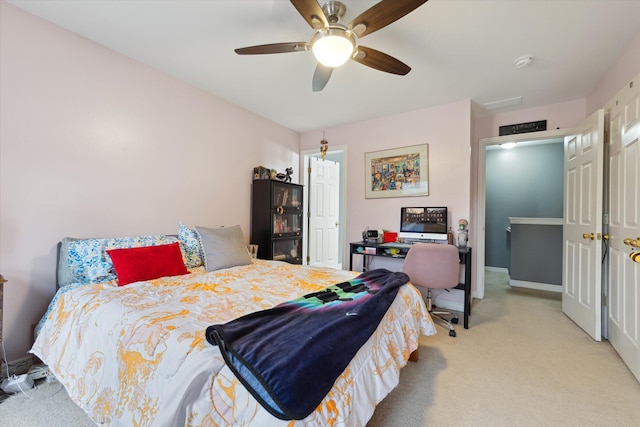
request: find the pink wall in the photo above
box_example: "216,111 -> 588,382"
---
587,31 -> 640,114
0,3 -> 299,361
300,101 -> 473,271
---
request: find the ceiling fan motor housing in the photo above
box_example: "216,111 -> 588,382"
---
322,1 -> 347,24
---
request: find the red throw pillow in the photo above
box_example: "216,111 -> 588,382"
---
107,242 -> 189,286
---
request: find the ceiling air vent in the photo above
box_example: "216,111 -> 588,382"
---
483,96 -> 523,110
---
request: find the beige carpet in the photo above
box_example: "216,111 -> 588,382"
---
2,270 -> 639,426
368,270 -> 640,426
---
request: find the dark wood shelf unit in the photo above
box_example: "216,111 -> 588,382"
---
251,180 -> 304,265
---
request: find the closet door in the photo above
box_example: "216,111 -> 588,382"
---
562,109 -> 604,341
607,75 -> 640,382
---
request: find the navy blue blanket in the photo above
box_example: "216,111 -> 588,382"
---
205,268 -> 409,420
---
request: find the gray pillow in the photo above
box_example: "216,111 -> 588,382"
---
195,225 -> 252,272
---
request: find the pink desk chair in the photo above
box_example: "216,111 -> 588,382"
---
403,243 -> 460,337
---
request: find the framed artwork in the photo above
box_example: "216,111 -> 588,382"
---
365,144 -> 429,199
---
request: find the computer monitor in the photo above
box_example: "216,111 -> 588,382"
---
398,207 -> 448,241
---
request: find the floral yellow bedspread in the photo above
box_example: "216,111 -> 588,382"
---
31,260 -> 435,426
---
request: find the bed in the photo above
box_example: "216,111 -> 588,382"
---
31,225 -> 435,426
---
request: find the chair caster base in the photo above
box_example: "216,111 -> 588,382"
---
449,330 -> 457,337
451,317 -> 459,324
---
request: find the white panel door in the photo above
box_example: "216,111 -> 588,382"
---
563,109 -> 604,341
308,156 -> 341,268
607,76 -> 640,382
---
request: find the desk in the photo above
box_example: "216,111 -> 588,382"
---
349,242 -> 472,329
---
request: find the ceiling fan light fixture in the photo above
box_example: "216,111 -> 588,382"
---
311,27 -> 355,68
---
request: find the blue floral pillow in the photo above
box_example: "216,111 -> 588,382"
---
178,223 -> 203,269
67,234 -> 179,284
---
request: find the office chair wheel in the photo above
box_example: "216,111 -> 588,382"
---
451,317 -> 459,324
449,330 -> 456,337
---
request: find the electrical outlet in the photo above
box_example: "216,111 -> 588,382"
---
1,374 -> 34,393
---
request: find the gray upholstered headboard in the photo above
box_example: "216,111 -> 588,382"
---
56,237 -> 76,290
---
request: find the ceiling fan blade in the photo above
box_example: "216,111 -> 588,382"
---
290,0 -> 328,30
352,46 -> 411,75
312,64 -> 333,92
234,42 -> 308,55
348,0 -> 429,38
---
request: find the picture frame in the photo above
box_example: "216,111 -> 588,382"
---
365,144 -> 429,199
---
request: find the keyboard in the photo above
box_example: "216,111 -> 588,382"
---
378,243 -> 413,248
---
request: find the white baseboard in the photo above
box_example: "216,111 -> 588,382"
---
432,288 -> 465,313
509,279 -> 562,293
485,266 -> 509,274
433,299 -> 464,313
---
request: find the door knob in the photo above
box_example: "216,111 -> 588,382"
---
623,238 -> 639,247
582,233 -> 595,240
335,221 -> 340,227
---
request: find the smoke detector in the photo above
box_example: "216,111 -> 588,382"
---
514,55 -> 534,69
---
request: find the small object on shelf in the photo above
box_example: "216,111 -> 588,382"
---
457,230 -> 468,248
383,231 -> 398,243
386,248 -> 400,256
457,219 -> 469,248
247,244 -> 259,259
253,166 -> 271,180
447,227 -> 454,245
275,167 -> 293,183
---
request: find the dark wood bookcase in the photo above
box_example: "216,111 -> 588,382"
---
250,180 -> 304,264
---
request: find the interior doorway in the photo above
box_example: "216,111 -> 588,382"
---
485,137 -> 564,292
300,146 -> 347,269
476,129 -> 570,299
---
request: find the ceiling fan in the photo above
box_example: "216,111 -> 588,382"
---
234,0 -> 429,92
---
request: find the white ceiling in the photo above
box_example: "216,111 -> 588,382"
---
8,0 -> 640,133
